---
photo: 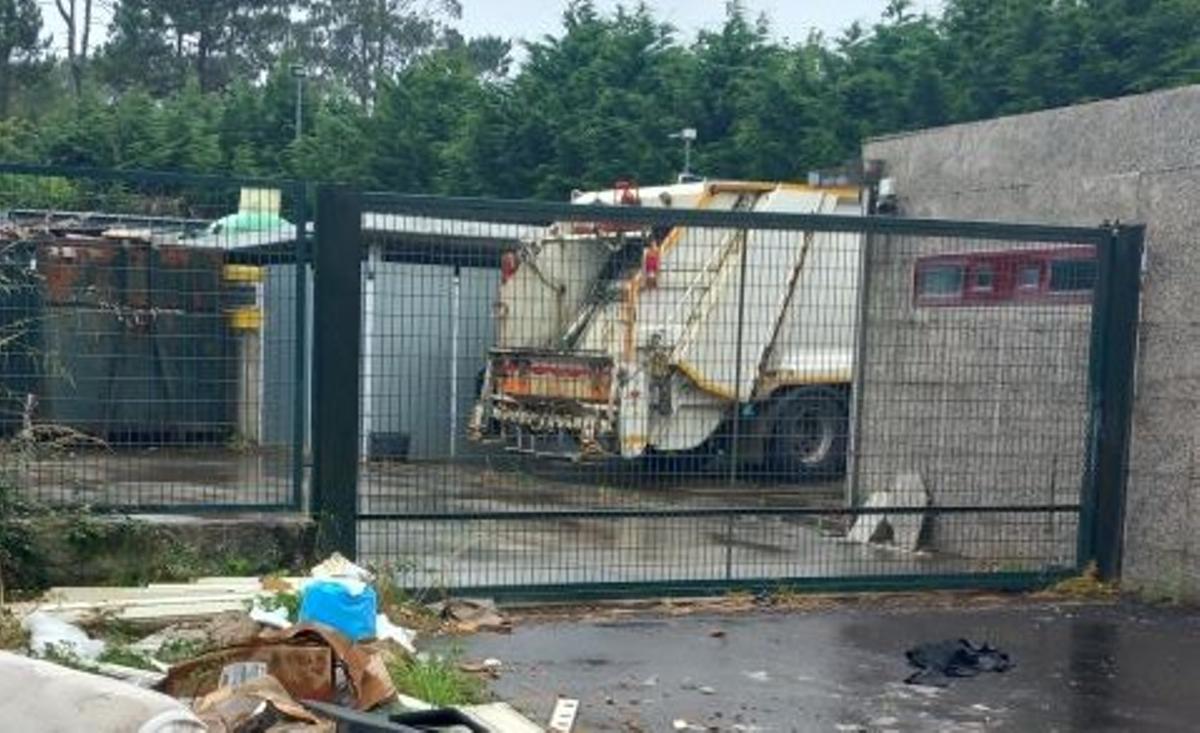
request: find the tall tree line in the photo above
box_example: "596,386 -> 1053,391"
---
0,0 -> 1197,198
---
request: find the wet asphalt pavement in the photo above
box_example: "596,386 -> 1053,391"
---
458,601 -> 1200,732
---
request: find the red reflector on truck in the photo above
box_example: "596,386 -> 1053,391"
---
643,244 -> 661,288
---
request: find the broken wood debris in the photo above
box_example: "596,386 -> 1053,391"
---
4,559 -> 546,731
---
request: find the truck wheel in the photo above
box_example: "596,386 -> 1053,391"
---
767,386 -> 848,481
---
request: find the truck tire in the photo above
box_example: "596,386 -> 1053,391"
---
766,386 -> 848,481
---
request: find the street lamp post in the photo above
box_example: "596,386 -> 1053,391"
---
291,64 -> 308,142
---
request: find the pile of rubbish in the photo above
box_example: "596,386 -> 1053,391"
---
1,554 -> 554,733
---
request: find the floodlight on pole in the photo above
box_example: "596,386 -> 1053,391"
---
669,127 -> 698,176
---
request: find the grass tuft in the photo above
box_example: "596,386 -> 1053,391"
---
387,652 -> 487,707
0,608 -> 27,650
96,645 -> 159,671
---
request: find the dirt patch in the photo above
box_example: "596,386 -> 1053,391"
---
502,587 -> 1120,626
1031,563 -> 1119,601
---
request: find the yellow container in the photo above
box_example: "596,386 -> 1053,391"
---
240,187 -> 282,214
223,264 -> 264,284
227,306 -> 263,331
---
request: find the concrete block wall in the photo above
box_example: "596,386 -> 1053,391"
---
862,85 -> 1200,597
853,233 -> 1089,566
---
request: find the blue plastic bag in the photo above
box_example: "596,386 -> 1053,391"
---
298,579 -> 378,642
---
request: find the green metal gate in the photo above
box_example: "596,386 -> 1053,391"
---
310,187 -> 1141,599
0,164 -> 1141,595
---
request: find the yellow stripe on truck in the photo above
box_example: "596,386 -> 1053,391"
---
675,361 -> 854,402
659,188 -> 717,256
674,360 -> 738,401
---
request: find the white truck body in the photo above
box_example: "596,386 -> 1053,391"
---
470,180 -> 863,473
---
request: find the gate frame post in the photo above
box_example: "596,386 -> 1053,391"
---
311,186 -> 362,558
290,181 -> 310,512
1081,224 -> 1144,580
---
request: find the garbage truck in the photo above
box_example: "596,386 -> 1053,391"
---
468,180 -> 864,478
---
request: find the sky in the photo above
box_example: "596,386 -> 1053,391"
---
39,0 -> 943,56
459,0 -> 939,45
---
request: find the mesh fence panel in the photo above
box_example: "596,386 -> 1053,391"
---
0,168 -> 307,509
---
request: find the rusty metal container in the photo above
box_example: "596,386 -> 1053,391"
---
0,234 -> 238,442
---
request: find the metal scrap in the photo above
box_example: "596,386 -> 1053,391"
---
194,674 -> 333,732
431,599 -> 513,634
548,697 -> 580,732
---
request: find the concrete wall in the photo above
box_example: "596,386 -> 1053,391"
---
853,234 -> 1089,566
862,85 -> 1200,595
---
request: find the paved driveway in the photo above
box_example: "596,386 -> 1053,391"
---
459,600 -> 1200,732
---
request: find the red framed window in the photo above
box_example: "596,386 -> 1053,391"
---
914,246 -> 1096,307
